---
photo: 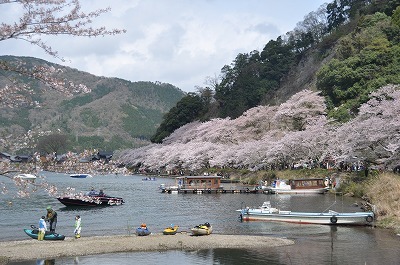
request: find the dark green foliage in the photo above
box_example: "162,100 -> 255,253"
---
260,37 -> 296,82
392,6 -> 400,27
93,84 -> 113,98
37,134 -> 68,156
60,94 -> 93,110
0,109 -> 31,130
326,0 -> 369,31
215,46 -> 290,118
151,93 -> 206,143
80,108 -> 102,128
68,135 -> 132,151
317,11 -> 400,121
122,104 -> 162,139
69,135 -> 104,150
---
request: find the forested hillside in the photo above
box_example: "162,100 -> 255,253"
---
0,56 -> 185,152
118,0 -> 400,173
151,0 -> 400,143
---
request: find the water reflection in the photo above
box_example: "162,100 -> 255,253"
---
3,172 -> 400,264
36,260 -> 55,265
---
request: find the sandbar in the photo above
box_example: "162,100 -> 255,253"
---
0,233 -> 294,263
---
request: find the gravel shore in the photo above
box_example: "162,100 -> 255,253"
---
0,233 -> 294,263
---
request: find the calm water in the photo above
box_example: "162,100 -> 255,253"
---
1,171 -> 400,265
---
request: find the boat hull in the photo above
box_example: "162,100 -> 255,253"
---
265,187 -> 328,194
24,229 -> 65,240
14,174 -> 37,181
70,174 -> 92,178
57,196 -> 124,207
163,226 -> 179,235
190,226 -> 212,236
238,209 -> 374,225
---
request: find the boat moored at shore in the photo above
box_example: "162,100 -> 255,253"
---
136,224 -> 151,236
238,201 -> 374,226
163,225 -> 179,235
264,178 -> 329,194
160,176 -> 264,194
24,225 -> 65,240
190,222 -> 212,236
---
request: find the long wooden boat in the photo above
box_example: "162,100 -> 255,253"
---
57,193 -> 124,207
265,178 -> 329,194
24,226 -> 65,240
238,201 -> 374,225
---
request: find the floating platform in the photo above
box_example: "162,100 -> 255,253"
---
159,176 -> 264,194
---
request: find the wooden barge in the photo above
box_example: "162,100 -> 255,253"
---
160,176 -> 263,194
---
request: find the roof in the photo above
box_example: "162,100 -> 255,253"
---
176,176 -> 222,179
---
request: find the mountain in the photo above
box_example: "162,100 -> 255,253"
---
0,56 -> 185,152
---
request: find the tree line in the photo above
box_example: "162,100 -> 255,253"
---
151,0 -> 400,143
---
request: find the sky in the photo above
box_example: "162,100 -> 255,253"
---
1,0 -> 328,92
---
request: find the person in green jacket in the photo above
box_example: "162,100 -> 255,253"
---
45,206 -> 57,232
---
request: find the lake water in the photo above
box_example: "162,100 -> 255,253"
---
1,171 -> 400,264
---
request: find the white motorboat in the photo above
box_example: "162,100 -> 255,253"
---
238,201 -> 374,225
13,173 -> 37,181
70,173 -> 93,178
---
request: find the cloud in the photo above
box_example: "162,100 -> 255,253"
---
0,0 -> 327,92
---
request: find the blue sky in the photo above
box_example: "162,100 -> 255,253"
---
1,0 -> 328,92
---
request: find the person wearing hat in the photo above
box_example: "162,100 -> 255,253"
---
45,206 -> 57,232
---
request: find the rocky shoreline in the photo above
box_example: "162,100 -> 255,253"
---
0,233 -> 294,263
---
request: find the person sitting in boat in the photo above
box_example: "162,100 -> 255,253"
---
140,223 -> 148,230
87,187 -> 97,196
45,206 -> 57,232
98,189 -> 105,196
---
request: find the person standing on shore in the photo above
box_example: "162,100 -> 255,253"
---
45,206 -> 57,232
74,215 -> 81,238
38,216 -> 47,241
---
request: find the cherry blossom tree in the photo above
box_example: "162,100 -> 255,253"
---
329,84 -> 400,167
0,0 -> 125,107
116,86 -> 400,173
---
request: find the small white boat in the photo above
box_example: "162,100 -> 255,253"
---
13,173 -> 37,180
238,201 -> 374,226
190,222 -> 212,236
70,174 -> 92,178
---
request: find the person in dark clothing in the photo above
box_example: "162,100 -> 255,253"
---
45,206 -> 57,232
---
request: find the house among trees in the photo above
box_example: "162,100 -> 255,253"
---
79,151 -> 113,163
0,152 -> 11,161
96,151 -> 113,161
0,152 -> 32,163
